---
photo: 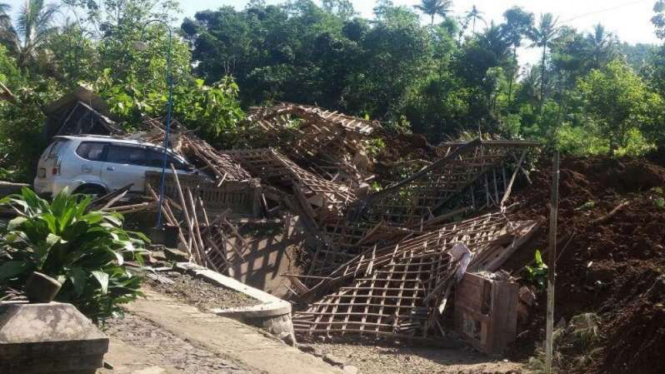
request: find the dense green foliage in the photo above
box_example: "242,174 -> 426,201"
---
0,188 -> 146,322
182,0 -> 665,149
1,0 -> 665,181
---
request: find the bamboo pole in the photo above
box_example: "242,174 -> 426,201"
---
500,150 -> 528,207
545,151 -> 560,374
170,165 -> 203,265
187,188 -> 207,266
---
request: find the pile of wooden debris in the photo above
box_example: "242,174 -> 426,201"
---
91,103 -> 541,344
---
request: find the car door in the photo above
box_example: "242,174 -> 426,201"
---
101,144 -> 148,192
71,141 -> 106,180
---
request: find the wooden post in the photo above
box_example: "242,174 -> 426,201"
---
545,151 -> 560,373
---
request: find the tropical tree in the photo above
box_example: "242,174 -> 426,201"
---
0,2 -> 9,17
466,5 -> 485,34
502,7 -> 534,106
322,0 -> 355,19
0,0 -> 59,68
577,59 -> 659,155
527,13 -> 559,112
586,24 -> 617,69
652,0 -> 665,39
413,0 -> 453,25
0,3 -> 10,44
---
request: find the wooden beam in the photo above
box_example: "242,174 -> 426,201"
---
545,152 -> 560,374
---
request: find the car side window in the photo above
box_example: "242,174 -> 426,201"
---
145,148 -> 189,170
47,140 -> 68,159
145,148 -> 166,168
106,145 -> 146,166
76,142 -> 106,161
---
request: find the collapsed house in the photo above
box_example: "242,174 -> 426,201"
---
293,213 -> 538,339
64,99 -> 541,352
42,86 -> 123,141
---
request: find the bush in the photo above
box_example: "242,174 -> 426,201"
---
0,188 -> 147,323
523,249 -> 548,290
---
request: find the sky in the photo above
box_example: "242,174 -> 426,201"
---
2,0 -> 662,64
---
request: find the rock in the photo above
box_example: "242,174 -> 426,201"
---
298,344 -> 316,353
278,331 -> 296,346
164,248 -> 189,262
299,344 -> 324,357
149,250 -> 168,262
24,272 -> 62,303
323,353 -> 346,367
519,286 -> 536,306
343,364 -> 359,374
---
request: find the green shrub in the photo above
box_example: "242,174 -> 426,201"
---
655,197 -> 665,210
0,188 -> 147,323
523,250 -> 548,290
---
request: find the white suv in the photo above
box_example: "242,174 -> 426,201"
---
34,135 -> 194,197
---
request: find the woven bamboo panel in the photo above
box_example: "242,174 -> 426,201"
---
246,103 -> 377,186
224,148 -> 356,220
293,212 -> 540,339
356,140 -> 539,225
145,172 -> 261,217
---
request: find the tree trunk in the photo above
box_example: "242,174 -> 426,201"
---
609,138 -> 617,156
431,14 -> 435,25
508,45 -> 518,108
540,42 -> 547,115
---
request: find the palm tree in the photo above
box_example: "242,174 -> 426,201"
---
502,7 -> 534,106
0,0 -> 58,68
478,23 -> 510,60
527,13 -> 559,113
587,24 -> 616,69
466,5 -> 486,34
0,3 -> 10,30
414,0 -> 453,25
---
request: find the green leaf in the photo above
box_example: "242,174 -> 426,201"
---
107,248 -> 124,266
0,261 -> 29,280
535,250 -> 544,266
7,216 -> 28,230
92,271 -> 110,294
46,233 -> 63,246
104,214 -> 123,227
655,197 -> 665,210
68,267 -> 88,296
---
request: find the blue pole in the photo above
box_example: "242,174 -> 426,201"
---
152,23 -> 174,229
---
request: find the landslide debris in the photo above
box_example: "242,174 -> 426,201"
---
506,156 -> 665,374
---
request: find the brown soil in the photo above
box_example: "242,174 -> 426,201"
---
505,156 -> 665,374
147,271 -> 260,312
308,340 -> 522,374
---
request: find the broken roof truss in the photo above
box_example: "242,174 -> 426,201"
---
352,139 -> 540,226
293,212 -> 540,339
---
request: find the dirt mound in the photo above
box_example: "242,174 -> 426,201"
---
507,156 -> 665,374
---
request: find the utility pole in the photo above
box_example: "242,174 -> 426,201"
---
545,151 -> 560,373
